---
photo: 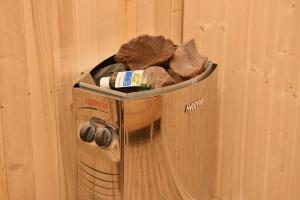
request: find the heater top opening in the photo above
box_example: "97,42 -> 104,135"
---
75,55 -> 217,99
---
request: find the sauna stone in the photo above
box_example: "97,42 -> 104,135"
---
145,66 -> 176,88
115,35 -> 175,70
170,39 -> 207,78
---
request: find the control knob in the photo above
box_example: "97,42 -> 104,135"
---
79,123 -> 96,142
95,127 -> 113,148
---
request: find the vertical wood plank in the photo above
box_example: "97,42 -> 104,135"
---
241,0 -> 280,199
155,0 -> 170,37
97,0 -> 126,60
211,10 -> 252,197
289,11 -> 300,200
264,0 -> 300,199
136,0 -> 156,35
76,0 -> 99,71
290,96 -> 300,200
0,110 -> 8,200
52,0 -> 78,199
0,0 -> 36,199
22,0 -> 61,199
123,0 -> 183,44
156,0 -> 183,44
123,0 -> 137,41
169,0 -> 183,44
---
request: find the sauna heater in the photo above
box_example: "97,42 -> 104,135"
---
73,55 -> 218,200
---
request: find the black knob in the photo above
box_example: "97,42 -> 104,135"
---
79,124 -> 96,142
95,128 -> 113,148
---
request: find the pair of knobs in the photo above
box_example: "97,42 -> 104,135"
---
79,123 -> 113,148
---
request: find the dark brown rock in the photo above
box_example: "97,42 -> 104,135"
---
115,35 -> 176,70
170,39 -> 208,79
145,66 -> 176,88
93,63 -> 128,86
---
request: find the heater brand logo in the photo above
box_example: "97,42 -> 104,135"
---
185,97 -> 204,113
84,97 -> 109,112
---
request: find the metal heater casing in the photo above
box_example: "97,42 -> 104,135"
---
73,56 -> 217,200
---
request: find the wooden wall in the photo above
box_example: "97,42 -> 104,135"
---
0,0 -> 299,199
0,0 -> 182,199
183,0 -> 300,199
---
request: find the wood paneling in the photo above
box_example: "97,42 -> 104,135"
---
183,0 -> 300,200
0,0 -> 36,199
23,0 -> 60,199
0,0 -> 182,199
52,0 -> 78,199
1,0 -> 299,199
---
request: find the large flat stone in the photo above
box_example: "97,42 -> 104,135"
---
115,35 -> 175,70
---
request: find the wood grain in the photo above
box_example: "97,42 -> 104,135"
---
241,0 -> 280,199
52,0 -> 78,199
22,0 -> 60,199
0,107 -> 8,200
0,0 -> 36,199
184,0 -> 300,200
156,0 -> 183,44
264,0 -> 300,199
75,0 -> 99,72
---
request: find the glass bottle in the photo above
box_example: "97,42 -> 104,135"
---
99,70 -> 155,92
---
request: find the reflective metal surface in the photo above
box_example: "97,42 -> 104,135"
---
73,92 -> 122,200
122,69 -> 217,199
74,61 -> 217,200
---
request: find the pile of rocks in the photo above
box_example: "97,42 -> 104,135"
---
94,35 -> 208,90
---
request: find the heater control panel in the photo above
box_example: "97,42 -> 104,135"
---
73,91 -> 122,200
79,119 -> 116,149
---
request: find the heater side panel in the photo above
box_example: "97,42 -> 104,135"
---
161,70 -> 217,200
123,69 -> 217,200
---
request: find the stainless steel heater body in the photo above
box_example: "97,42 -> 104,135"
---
73,56 -> 217,200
